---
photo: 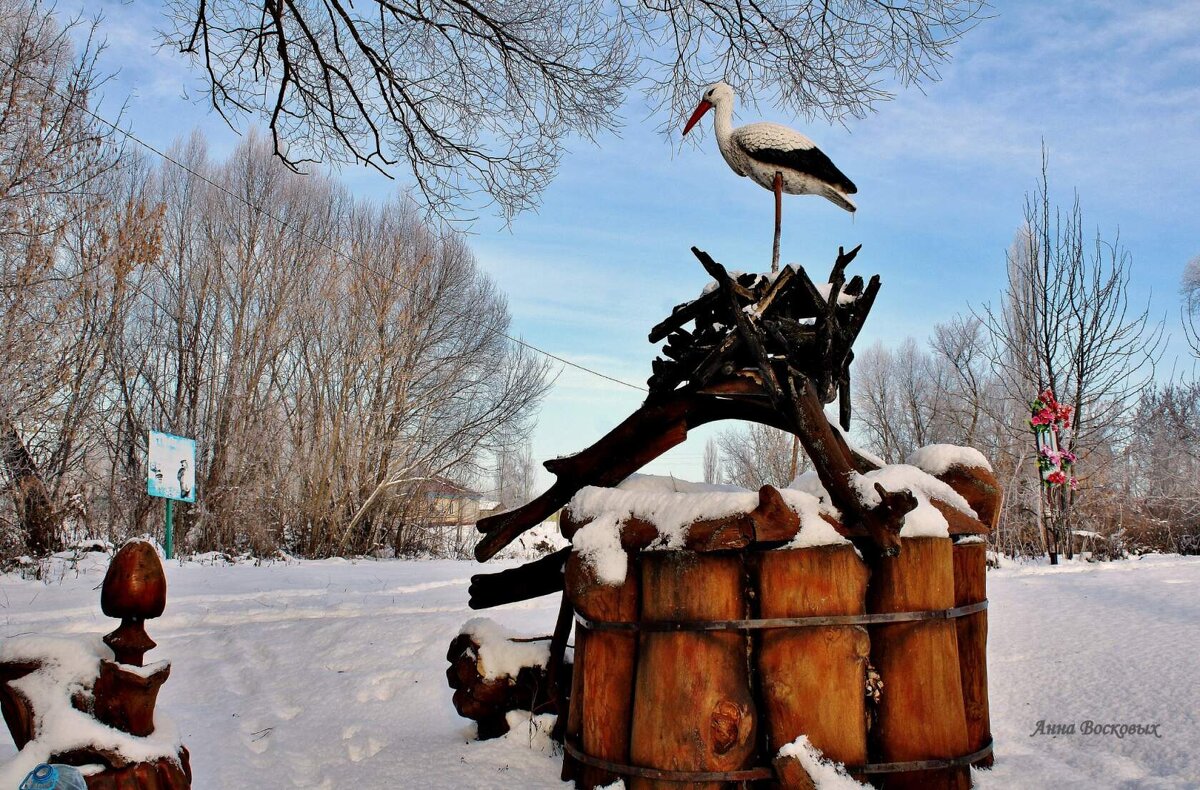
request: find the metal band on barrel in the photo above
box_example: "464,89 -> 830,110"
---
574,599 -> 987,632
564,738 -> 994,779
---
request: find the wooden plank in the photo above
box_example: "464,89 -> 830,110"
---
867,537 -> 971,790
629,552 -> 756,790
567,552 -> 640,789
755,545 -> 870,783
953,540 -> 993,768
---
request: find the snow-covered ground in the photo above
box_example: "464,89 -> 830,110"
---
2,550 -> 1198,788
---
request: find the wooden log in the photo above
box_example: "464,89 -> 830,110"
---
563,484 -> 800,549
566,551 -> 640,789
937,466 -> 1003,532
445,632 -> 557,739
629,552 -> 756,790
931,500 -> 990,537
747,485 -> 800,542
468,547 -> 569,609
0,660 -> 40,750
953,540 -> 993,768
755,545 -> 870,782
560,511 -> 754,552
867,537 -> 971,790
52,747 -> 191,789
561,618 -> 586,783
773,754 -> 819,790
543,594 -> 575,716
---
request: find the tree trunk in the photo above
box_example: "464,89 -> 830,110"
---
1,420 -> 58,554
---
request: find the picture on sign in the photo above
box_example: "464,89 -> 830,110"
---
147,430 -> 197,502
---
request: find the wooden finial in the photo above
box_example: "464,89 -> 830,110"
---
101,540 -> 167,666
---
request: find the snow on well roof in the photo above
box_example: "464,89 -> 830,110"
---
905,443 -> 993,475
567,464 -> 981,585
567,475 -> 844,585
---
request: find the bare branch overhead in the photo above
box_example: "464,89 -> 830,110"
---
164,0 -> 984,219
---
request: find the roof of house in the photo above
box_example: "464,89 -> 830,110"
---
423,477 -> 484,499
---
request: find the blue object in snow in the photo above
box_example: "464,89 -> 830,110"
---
19,763 -> 88,790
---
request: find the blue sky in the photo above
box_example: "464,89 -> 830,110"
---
77,0 -> 1200,485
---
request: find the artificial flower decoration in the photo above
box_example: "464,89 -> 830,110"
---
1030,388 -> 1077,490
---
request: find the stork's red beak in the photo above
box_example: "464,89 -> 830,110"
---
682,100 -> 713,136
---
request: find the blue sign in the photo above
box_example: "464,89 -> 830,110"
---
147,430 -> 196,502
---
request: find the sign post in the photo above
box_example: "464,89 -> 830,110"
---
147,430 -> 197,559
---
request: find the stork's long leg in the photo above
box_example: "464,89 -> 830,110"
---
772,171 -> 783,273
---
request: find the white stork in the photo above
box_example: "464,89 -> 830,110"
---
683,82 -> 857,271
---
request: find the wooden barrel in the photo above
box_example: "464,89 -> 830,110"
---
561,535 -> 989,789
565,551 -> 640,789
754,544 -> 870,782
953,540 -> 993,768
629,552 -> 756,789
867,536 -> 971,790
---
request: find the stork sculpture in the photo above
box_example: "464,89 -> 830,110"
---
683,82 -> 857,271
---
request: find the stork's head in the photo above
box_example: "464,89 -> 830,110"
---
683,82 -> 734,136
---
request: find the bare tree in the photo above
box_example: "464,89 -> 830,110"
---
0,0 -> 130,555
1183,254 -> 1200,359
977,152 -> 1163,562
702,437 -> 720,485
165,0 -> 983,218
495,443 -> 536,511
715,422 -> 802,489
1120,383 -> 1200,552
852,338 -> 957,463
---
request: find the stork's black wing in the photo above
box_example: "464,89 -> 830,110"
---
743,138 -> 857,195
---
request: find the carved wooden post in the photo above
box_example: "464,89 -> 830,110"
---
94,541 -> 171,737
0,541 -> 191,788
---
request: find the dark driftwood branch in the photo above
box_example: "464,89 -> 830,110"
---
692,247 -> 912,555
469,547 -> 570,609
476,244 -> 898,560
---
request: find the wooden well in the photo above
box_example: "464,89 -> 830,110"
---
561,532 -> 993,789
462,247 -> 999,788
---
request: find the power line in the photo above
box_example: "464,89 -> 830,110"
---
0,52 -> 649,394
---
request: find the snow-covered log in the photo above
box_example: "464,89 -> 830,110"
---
445,619 -> 564,740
